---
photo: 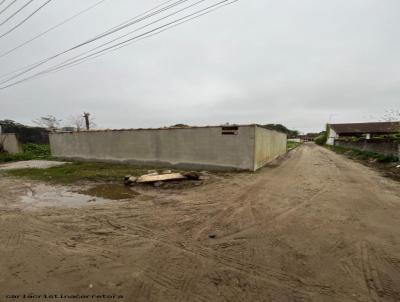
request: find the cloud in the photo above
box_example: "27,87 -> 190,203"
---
0,0 -> 399,133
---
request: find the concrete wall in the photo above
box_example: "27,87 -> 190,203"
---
327,127 -> 337,145
0,134 -> 23,154
335,139 -> 399,159
50,126 -> 256,170
50,125 -> 288,171
254,126 -> 287,170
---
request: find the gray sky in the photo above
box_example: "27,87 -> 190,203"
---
0,0 -> 399,133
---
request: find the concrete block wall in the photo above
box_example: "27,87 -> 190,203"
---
254,126 -> 287,170
50,125 -> 287,171
335,139 -> 399,158
0,134 -> 23,154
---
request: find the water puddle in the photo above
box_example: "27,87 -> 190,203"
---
17,183 -> 138,210
78,184 -> 139,200
18,184 -> 109,210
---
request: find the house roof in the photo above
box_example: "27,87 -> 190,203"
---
329,122 -> 400,135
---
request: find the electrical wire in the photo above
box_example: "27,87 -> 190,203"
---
0,0 -> 239,90
0,0 -> 36,26
52,0 -> 240,74
29,0 -> 210,77
0,0 -> 53,39
0,0 -> 107,58
0,0 -> 193,80
0,0 -> 17,17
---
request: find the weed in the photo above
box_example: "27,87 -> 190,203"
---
6,162 -> 162,184
325,145 -> 398,162
0,144 -> 50,163
287,141 -> 301,150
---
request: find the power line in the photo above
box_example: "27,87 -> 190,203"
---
0,0 -> 53,39
0,0 -> 36,26
0,0 -> 37,26
0,0 -> 17,17
0,0 -> 8,7
0,0 -> 107,59
34,0 -> 210,76
0,0 -> 239,90
0,0 -> 193,80
99,0 -> 176,36
52,0 -> 240,74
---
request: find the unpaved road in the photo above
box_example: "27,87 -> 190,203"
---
1,144 -> 400,301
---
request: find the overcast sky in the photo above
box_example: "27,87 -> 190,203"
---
0,0 -> 399,133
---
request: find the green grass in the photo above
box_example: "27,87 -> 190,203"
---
0,144 -> 50,163
325,145 -> 398,162
287,141 -> 301,150
6,161 -> 158,184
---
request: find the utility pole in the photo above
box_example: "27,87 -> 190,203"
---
83,112 -> 90,131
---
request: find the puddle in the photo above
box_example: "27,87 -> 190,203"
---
18,184 -> 112,210
14,183 -> 140,211
78,184 -> 139,200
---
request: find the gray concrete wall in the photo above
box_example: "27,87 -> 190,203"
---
254,126 -> 287,170
50,125 -> 288,171
0,134 -> 23,154
50,126 -> 256,170
335,139 -> 399,159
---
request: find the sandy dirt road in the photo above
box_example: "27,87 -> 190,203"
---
1,144 -> 400,302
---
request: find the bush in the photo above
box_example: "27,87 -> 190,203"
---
23,144 -> 50,158
326,145 -> 398,162
0,144 -> 50,163
314,134 -> 327,145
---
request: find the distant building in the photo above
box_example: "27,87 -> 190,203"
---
299,133 -> 320,142
327,122 -> 400,145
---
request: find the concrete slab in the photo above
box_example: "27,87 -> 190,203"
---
0,160 -> 69,170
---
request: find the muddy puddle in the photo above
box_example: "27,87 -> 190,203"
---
17,183 -> 139,210
78,184 -> 139,200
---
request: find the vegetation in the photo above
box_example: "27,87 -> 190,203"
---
262,124 -> 299,137
314,133 -> 327,145
0,120 -> 49,144
0,144 -> 50,163
6,162 -> 162,184
170,124 -> 190,128
287,141 -> 301,150
314,124 -> 330,145
325,145 -> 398,163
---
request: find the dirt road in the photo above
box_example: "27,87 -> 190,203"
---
1,144 -> 400,301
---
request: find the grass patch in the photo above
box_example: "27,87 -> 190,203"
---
287,141 -> 301,151
325,145 -> 398,162
6,161 -> 166,184
0,144 -> 50,163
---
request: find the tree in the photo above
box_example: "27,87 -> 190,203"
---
381,109 -> 400,122
66,115 -> 85,131
83,112 -> 96,130
33,115 -> 61,130
170,124 -> 189,128
262,124 -> 299,137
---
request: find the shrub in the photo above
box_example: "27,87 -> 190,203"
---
0,144 -> 50,163
23,144 -> 50,158
314,134 -> 327,145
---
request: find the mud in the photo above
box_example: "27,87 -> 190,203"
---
0,160 -> 69,170
78,184 -> 140,200
1,144 -> 400,301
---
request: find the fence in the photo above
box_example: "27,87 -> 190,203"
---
334,138 -> 399,159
